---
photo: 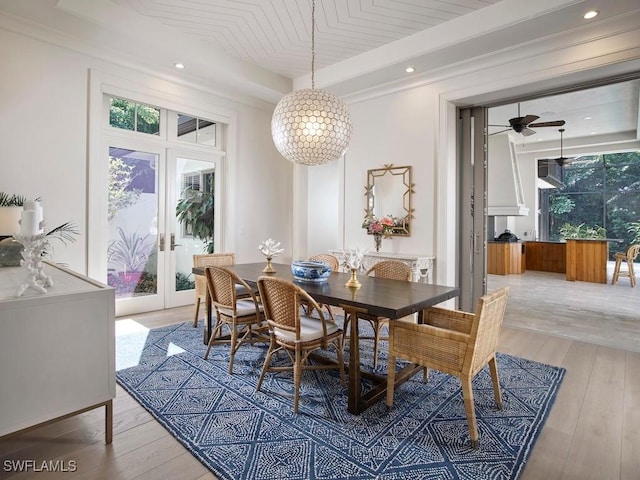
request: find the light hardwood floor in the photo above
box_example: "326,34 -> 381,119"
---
1,272 -> 639,479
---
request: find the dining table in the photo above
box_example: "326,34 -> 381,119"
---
192,262 -> 459,415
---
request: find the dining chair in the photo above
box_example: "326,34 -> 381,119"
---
256,276 -> 346,413
308,253 -> 340,272
342,260 -> 412,369
193,253 -> 253,327
386,287 -> 510,448
301,253 -> 341,319
611,244 -> 639,287
203,266 -> 267,374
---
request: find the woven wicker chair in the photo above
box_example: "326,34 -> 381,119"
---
193,253 -> 252,327
203,266 -> 267,374
343,260 -> 412,369
386,287 -> 510,448
302,253 -> 341,319
308,253 -> 340,272
257,276 -> 346,413
611,244 -> 639,287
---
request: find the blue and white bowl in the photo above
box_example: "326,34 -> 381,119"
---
291,260 -> 332,283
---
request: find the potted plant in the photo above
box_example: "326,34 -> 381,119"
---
108,227 -> 154,287
176,188 -> 214,253
0,192 -> 79,266
559,223 -> 606,240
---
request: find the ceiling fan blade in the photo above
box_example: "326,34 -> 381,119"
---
489,128 -> 511,136
520,114 -> 540,125
529,120 -> 566,128
488,124 -> 510,127
521,127 -> 536,137
556,156 -> 575,166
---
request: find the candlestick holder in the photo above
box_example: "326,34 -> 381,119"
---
12,233 -> 53,297
258,238 -> 284,274
262,256 -> 276,273
345,268 -> 361,289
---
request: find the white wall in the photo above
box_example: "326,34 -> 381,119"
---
310,86 -> 439,257
0,27 -> 290,274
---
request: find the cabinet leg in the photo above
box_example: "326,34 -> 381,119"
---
105,400 -> 113,444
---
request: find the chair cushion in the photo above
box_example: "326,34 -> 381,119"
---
235,284 -> 253,296
218,299 -> 263,318
274,315 -> 340,343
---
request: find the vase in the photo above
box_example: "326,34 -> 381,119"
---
373,233 -> 382,252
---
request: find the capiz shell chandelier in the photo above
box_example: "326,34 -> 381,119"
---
271,0 -> 353,166
272,88 -> 352,166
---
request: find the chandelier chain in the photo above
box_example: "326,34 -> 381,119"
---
311,0 -> 315,89
311,0 -> 316,90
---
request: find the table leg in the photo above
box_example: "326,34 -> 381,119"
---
341,305 -> 424,415
346,307 -> 362,414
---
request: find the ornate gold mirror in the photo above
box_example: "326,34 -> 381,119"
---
364,164 -> 414,236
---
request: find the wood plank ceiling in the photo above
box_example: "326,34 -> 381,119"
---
112,0 -> 499,79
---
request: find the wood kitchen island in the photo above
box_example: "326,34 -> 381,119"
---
565,239 -> 609,284
487,242 -> 525,275
524,239 -> 612,284
525,241 -> 566,273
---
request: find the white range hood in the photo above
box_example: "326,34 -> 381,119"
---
488,134 -> 529,216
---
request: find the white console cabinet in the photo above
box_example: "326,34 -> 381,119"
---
330,250 -> 435,283
0,262 -> 115,443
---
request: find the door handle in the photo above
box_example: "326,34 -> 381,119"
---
170,233 -> 182,251
159,233 -> 165,252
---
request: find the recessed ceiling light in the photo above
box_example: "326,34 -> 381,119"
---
584,10 -> 598,19
174,63 -> 185,69
584,116 -> 592,120
590,131 -> 597,135
405,66 -> 415,73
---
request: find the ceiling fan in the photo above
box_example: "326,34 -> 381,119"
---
490,103 -> 566,136
553,128 -> 575,166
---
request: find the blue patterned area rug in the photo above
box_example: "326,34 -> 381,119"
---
115,321 -> 565,480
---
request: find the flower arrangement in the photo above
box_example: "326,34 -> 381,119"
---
362,214 -> 396,236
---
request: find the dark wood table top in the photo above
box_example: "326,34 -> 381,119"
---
194,262 -> 458,318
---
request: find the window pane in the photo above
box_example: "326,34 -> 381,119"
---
110,97 -> 160,135
604,151 -> 640,167
109,98 -> 135,131
606,189 -> 640,244
177,114 -> 197,143
177,114 -> 216,146
107,147 -> 159,299
197,120 -> 216,146
549,192 -> 604,241
135,103 -> 160,135
563,158 -> 604,193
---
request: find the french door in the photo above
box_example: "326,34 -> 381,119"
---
458,107 -> 488,311
102,138 -> 220,316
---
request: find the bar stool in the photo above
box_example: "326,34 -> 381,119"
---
611,244 -> 639,287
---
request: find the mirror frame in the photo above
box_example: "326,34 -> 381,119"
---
364,164 -> 414,236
